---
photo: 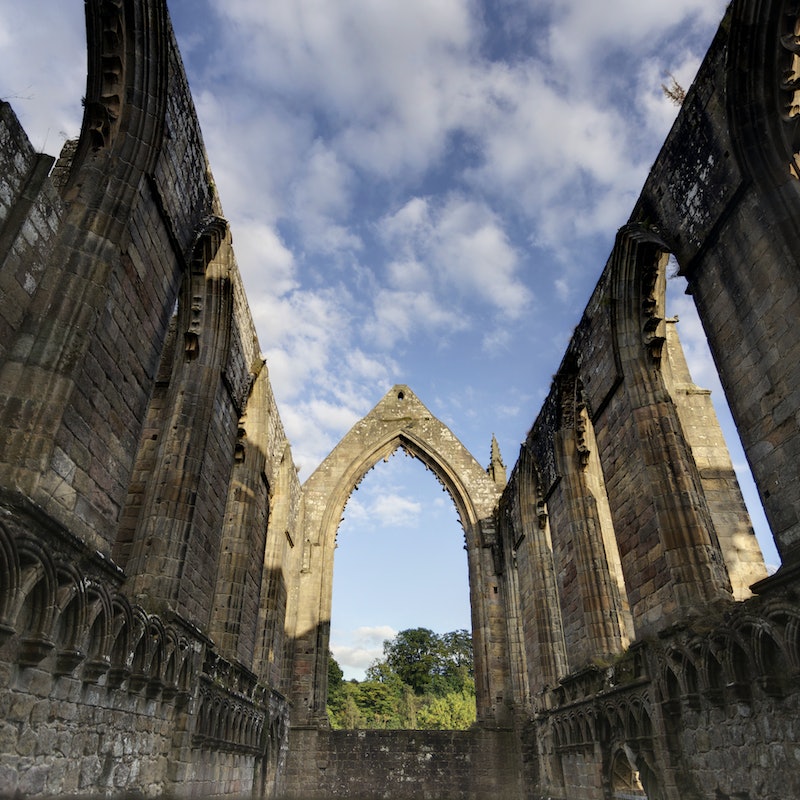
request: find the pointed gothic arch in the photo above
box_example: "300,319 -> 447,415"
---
287,385 -> 516,727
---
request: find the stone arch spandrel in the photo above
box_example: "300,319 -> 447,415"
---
303,387 -> 499,539
289,385 -> 513,727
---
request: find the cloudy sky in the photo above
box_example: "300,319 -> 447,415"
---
1,0 -> 778,678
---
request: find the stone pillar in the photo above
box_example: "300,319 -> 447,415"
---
549,374 -> 631,669
500,444 -> 568,700
662,318 -> 768,596
209,366 -> 271,664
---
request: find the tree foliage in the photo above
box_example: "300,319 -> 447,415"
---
327,628 -> 476,730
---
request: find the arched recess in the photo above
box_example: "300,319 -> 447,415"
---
610,223 -> 770,606
125,216 -> 237,627
503,443 -> 567,698
549,365 -> 632,668
209,360 -> 271,666
288,386 -> 513,727
601,224 -> 739,633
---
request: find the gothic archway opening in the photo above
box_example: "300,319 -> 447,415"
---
327,449 -> 476,730
291,386 -> 512,729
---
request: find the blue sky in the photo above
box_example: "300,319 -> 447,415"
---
1,0 -> 778,679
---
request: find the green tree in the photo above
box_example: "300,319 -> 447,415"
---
417,689 -> 476,730
327,652 -> 344,699
326,629 -> 477,730
326,653 -> 348,727
356,679 -> 403,728
339,687 -> 364,729
435,629 -> 473,695
383,627 -> 440,695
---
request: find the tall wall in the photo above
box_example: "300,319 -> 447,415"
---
496,3 -> 800,798
0,1 -> 301,796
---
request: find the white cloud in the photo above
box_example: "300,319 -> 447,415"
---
378,195 -> 531,321
432,197 -> 530,318
343,485 -> 422,529
208,0 -> 477,180
372,493 -> 422,527
546,0 -> 726,64
463,62 -> 646,251
365,288 -> 468,349
380,197 -> 431,245
330,624 -> 397,678
345,350 -> 395,383
0,1 -> 84,151
481,327 -> 511,353
193,90 -> 312,227
289,139 -> 362,255
385,259 -> 432,293
554,278 -> 571,302
233,221 -> 297,296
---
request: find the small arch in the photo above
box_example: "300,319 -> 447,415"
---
126,606 -> 150,692
161,629 -> 180,698
107,596 -> 134,687
13,539 -> 58,665
724,634 -> 754,702
609,747 -> 648,799
763,603 -> 800,673
660,661 -> 682,715
0,522 -> 19,642
52,567 -> 88,675
754,626 -> 791,696
702,644 -> 725,705
81,585 -> 112,682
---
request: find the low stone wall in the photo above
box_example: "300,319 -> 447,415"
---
281,727 -> 522,800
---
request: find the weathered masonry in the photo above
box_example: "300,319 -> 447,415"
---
1,1 -> 799,799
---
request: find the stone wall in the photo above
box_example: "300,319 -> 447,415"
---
282,728 -> 522,800
526,591 -> 800,800
0,1 -> 299,796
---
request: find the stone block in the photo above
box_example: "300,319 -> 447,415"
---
17,763 -> 47,796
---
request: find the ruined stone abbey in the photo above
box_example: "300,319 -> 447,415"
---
1,1 -> 800,798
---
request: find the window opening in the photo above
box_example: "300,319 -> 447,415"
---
327,451 -> 476,730
666,267 -> 780,573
